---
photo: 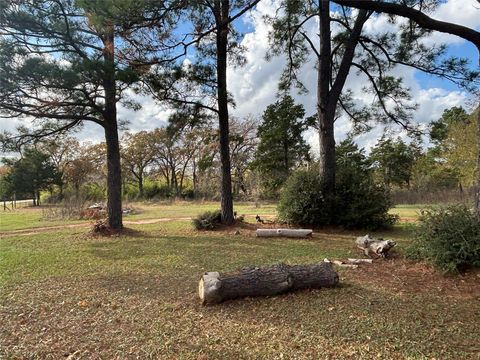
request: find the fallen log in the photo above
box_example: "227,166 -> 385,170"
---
356,234 -> 396,258
198,262 -> 338,305
256,229 -> 313,238
347,258 -> 373,264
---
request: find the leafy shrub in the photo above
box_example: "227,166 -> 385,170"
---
122,183 -> 139,200
192,210 -> 222,230
277,169 -> 331,226
123,181 -> 173,200
407,205 -> 480,273
278,140 -> 397,230
143,182 -> 172,199
83,183 -> 106,201
181,188 -> 195,199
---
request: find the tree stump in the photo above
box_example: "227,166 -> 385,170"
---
198,262 -> 338,305
355,234 -> 396,258
256,229 -> 313,238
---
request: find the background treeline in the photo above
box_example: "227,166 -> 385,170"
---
1,104 -> 477,205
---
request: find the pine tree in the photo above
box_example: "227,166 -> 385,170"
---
253,95 -> 311,194
0,0 -> 181,229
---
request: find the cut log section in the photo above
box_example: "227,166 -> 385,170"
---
347,258 -> 373,264
256,229 -> 313,238
198,262 -> 338,305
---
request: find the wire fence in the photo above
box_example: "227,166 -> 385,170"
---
391,188 -> 475,205
1,198 -> 35,211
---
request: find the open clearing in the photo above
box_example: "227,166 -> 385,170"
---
1,203 -> 479,359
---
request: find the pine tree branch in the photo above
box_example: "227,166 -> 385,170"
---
329,9 -> 370,110
332,0 -> 480,52
351,61 -> 419,134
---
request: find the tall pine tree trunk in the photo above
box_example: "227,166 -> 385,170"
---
317,4 -> 367,195
102,26 -> 123,230
475,107 -> 480,217
317,0 -> 335,193
318,110 -> 336,192
193,158 -> 197,197
215,0 -> 234,225
104,121 -> 123,229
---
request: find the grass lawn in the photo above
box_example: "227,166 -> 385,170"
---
0,201 -> 277,232
1,203 -> 479,359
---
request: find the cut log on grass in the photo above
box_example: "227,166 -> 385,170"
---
347,258 -> 373,264
256,229 -> 313,238
198,263 -> 338,305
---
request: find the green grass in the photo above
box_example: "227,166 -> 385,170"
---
0,201 -> 417,232
389,204 -> 423,220
0,207 -> 86,231
1,202 -> 478,359
0,201 -> 277,231
125,201 -> 277,220
0,223 -> 349,286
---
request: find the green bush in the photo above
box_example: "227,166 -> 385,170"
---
277,169 -> 331,226
192,210 -> 222,230
143,182 -> 172,199
407,205 -> 480,273
278,140 -> 397,230
123,181 -> 173,200
122,183 -> 139,200
83,183 -> 106,201
181,188 -> 195,199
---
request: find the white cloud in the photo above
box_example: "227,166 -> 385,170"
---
58,91 -> 172,145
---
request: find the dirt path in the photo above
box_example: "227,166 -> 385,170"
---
0,214 -> 275,237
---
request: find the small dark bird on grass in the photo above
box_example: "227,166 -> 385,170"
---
256,215 -> 264,224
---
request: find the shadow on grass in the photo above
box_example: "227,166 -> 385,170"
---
89,238 -> 156,261
92,272 -> 194,299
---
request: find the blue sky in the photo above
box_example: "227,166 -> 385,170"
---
414,40 -> 478,90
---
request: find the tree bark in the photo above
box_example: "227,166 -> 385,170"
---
476,108 -> 480,217
102,26 -> 122,230
317,1 -> 335,193
192,158 -> 197,197
199,262 -> 339,305
318,7 -> 368,194
138,173 -> 144,198
104,121 -> 123,229
318,110 -> 336,192
215,0 -> 234,225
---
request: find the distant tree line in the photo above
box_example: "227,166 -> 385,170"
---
1,105 -> 477,207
